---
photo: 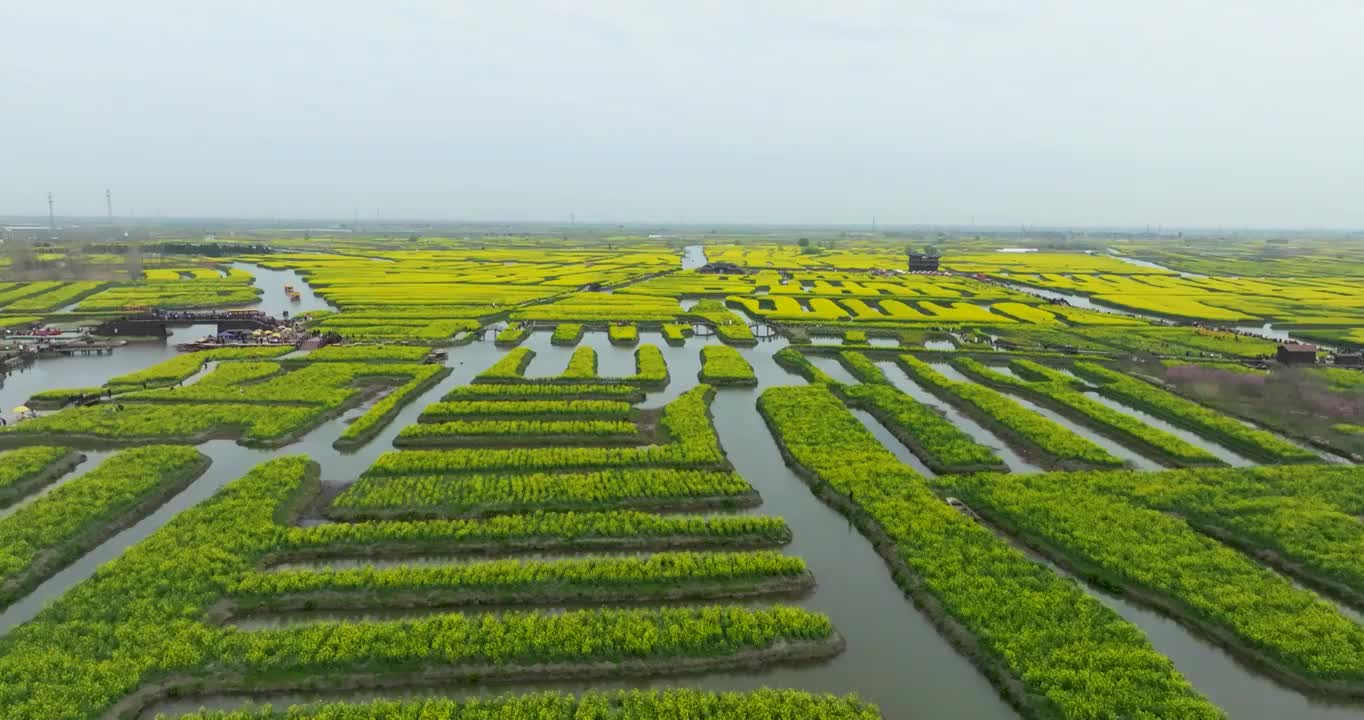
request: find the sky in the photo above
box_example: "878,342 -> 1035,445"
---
3,1 -> 1362,228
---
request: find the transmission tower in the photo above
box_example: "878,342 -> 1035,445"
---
106,189 -> 113,222
47,192 -> 55,231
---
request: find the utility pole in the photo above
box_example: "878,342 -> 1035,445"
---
47,192 -> 55,231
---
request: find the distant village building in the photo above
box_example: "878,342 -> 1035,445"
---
1333,353 -> 1364,368
908,253 -> 940,272
1277,343 -> 1318,365
698,262 -> 745,275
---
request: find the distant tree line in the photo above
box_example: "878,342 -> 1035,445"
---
83,242 -> 276,256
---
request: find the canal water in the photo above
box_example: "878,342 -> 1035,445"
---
131,338 -> 1364,720
0,262 -> 332,416
4,253 -> 1364,719
140,339 -> 1020,720
877,361 -> 1041,474
1105,250 -> 1207,279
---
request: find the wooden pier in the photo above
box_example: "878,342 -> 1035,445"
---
40,343 -> 121,357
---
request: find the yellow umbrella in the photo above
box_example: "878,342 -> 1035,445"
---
12,406 -> 31,414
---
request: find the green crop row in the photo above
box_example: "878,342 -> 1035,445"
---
563,346 -> 597,379
0,446 -> 207,608
495,324 -> 530,347
443,383 -> 645,402
301,345 -> 431,362
699,346 -> 757,386
191,361 -> 283,388
368,386 -> 723,475
5,281 -> 107,312
897,356 -> 1124,468
122,361 -> 432,406
104,347 -> 291,389
0,446 -> 76,507
1007,358 -> 1081,385
25,386 -> 105,406
476,348 -> 535,381
836,350 -> 888,383
315,318 -> 480,344
1075,362 -> 1319,462
552,322 -> 585,345
0,401 -> 324,446
0,457 -> 824,719
473,346 -> 666,387
396,419 -> 640,446
220,604 -> 833,677
329,468 -> 755,517
942,468 -> 1364,686
166,688 -> 882,720
609,323 -> 639,345
774,347 -> 837,384
0,281 -> 62,306
953,358 -> 1221,466
231,550 -> 808,602
759,384 -> 1221,719
838,383 -> 1003,473
662,322 -> 690,345
688,299 -> 756,345
335,365 -> 450,448
289,510 -> 792,554
631,344 -> 668,385
420,399 -> 635,421
75,283 -> 260,312
1009,465 -> 1364,608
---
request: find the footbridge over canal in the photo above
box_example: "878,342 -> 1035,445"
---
94,310 -> 282,338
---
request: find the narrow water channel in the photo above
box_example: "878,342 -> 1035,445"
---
0,324 -> 213,412
1082,391 -> 1255,466
850,407 -> 938,478
0,262 -> 330,415
0,341 -> 505,634
877,361 -> 1041,473
805,355 -> 859,384
134,342 -> 1022,720
8,329 -> 1364,720
930,362 -> 1169,470
1105,251 -> 1206,279
0,449 -> 116,521
989,521 -> 1364,720
231,261 -> 338,315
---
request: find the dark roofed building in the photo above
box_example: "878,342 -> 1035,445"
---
908,253 -> 940,272
1333,353 -> 1364,367
1277,343 -> 1318,365
698,262 -> 745,275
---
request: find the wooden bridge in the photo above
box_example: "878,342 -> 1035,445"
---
750,322 -> 780,339
94,310 -> 281,338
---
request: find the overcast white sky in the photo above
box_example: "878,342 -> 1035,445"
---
3,1 -> 1362,228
